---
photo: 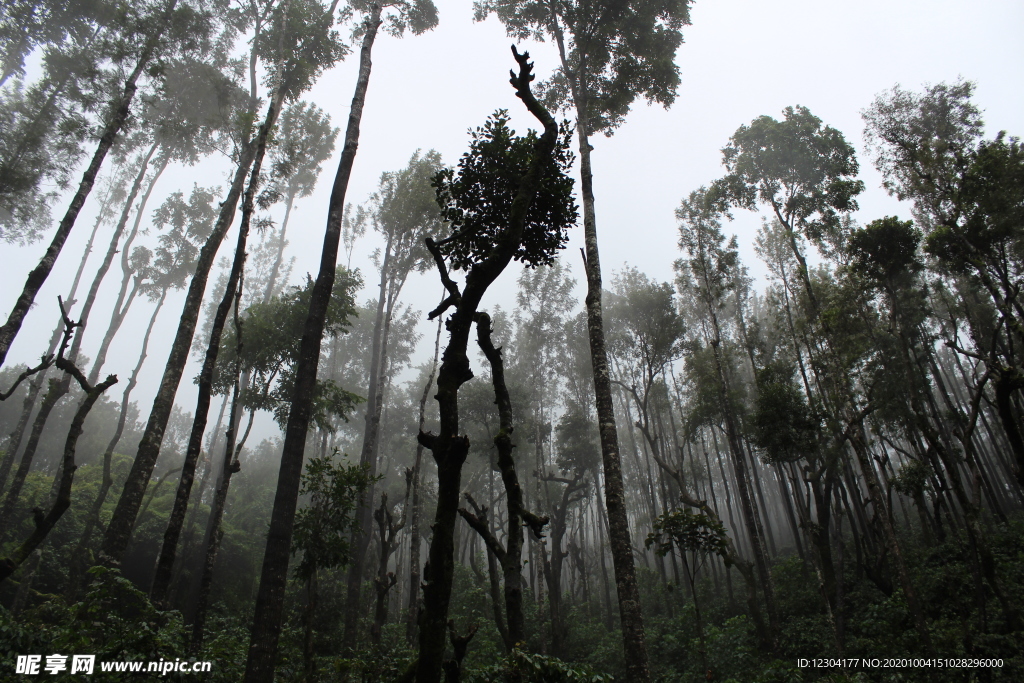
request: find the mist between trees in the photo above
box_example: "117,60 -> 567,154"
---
0,1 -> 1023,682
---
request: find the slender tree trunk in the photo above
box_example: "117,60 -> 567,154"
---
545,482 -> 577,658
10,548 -> 43,613
0,142 -> 157,532
0,0 -> 177,369
407,319 -> 441,645
775,464 -> 806,561
848,425 -> 934,653
371,493 -> 404,644
150,94 -> 280,605
171,404 -> 221,608
101,114 -> 261,566
0,357 -> 117,583
485,522 -> 509,650
0,359 -> 52,495
243,8 -> 382,680
88,154 -> 170,385
66,289 -> 167,600
556,37 -> 652,678
746,439 -> 777,556
594,475 -> 615,630
0,378 -> 63,535
0,181 -> 113,490
303,569 -> 318,681
190,284 -> 246,650
263,189 -> 296,303
994,373 -> 1024,489
343,239 -> 393,649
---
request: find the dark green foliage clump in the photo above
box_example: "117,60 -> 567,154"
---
646,508 -> 729,561
432,111 -> 577,271
751,362 -> 820,464
848,216 -> 923,284
211,267 -> 363,431
291,453 -> 375,582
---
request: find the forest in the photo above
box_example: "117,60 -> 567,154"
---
0,0 -> 1022,681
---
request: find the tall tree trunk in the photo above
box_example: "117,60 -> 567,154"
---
0,179 -> 114,491
994,372 -> 1024,489
414,49 -> 558,683
0,344 -> 56,494
0,378 -> 63,536
0,0 -> 177,369
406,319 -> 441,645
263,188 -> 297,303
189,283 -> 246,650
848,425 -> 934,652
243,8 -> 382,680
343,238 -> 393,650
0,145 -> 154,532
101,112 -> 261,566
371,491 -> 406,644
303,569 -> 318,681
150,94 -> 280,605
66,289 -> 167,601
593,475 -> 615,630
171,395 -> 224,607
10,547 -> 43,613
543,474 -> 582,659
551,17 -> 651,673
577,119 -> 651,683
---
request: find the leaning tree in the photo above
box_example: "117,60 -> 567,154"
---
242,0 -> 439,678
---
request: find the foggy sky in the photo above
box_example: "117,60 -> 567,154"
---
2,0 -> 1022,450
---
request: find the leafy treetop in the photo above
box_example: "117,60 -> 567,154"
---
715,105 -> 864,247
646,507 -> 729,563
432,110 -> 577,271
476,0 -> 692,135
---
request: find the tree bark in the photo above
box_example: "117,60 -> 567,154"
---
262,188 -> 297,303
458,314 -> 549,653
343,237 -> 393,650
0,182 -> 114,491
150,93 -> 280,605
549,15 -> 651,675
190,284 -> 246,650
542,472 -> 584,658
101,108 -> 260,566
371,491 -> 406,644
87,153 -> 170,385
407,319 -> 441,645
848,425 -> 934,653
0,142 -> 157,532
994,371 -> 1024,489
243,8 -> 382,680
302,569 -> 318,681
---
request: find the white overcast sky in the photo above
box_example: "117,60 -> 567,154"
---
2,0 -> 1022,447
